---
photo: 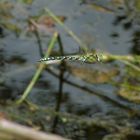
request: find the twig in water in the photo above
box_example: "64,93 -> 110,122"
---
29,19 -> 44,57
16,32 -> 58,104
44,7 -> 88,52
52,34 -> 65,132
0,119 -> 69,140
45,66 -> 140,116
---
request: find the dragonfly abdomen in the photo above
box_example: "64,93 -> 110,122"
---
39,53 -> 101,63
39,55 -> 80,62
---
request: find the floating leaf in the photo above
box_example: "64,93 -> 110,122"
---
89,3 -> 114,13
118,65 -> 140,103
2,22 -> 21,34
69,64 -> 119,84
110,0 -> 125,7
28,15 -> 66,35
7,55 -> 26,64
18,0 -> 33,4
0,1 -> 13,19
135,0 -> 140,11
38,15 -> 66,28
119,84 -> 140,104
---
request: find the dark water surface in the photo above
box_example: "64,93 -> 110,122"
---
0,0 -> 140,140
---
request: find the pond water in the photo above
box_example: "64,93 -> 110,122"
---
0,0 -> 140,140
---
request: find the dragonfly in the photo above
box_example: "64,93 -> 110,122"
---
39,50 -> 102,64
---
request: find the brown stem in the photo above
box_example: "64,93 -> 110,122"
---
52,34 -> 65,132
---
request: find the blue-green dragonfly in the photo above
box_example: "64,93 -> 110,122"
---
39,51 -> 102,64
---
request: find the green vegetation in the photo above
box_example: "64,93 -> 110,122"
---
0,0 -> 140,140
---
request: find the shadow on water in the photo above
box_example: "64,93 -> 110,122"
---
0,0 -> 140,139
